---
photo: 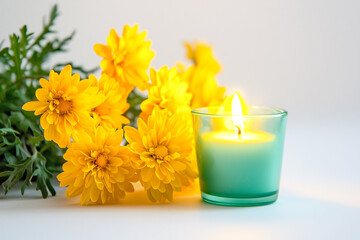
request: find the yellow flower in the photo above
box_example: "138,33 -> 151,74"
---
124,108 -> 197,202
57,126 -> 137,205
184,41 -> 221,75
140,66 -> 192,121
181,66 -> 226,109
90,74 -> 130,130
94,25 -> 155,91
22,65 -> 101,148
178,41 -> 226,109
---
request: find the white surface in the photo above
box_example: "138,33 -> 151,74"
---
0,0 -> 360,239
1,187 -> 358,240
1,121 -> 359,240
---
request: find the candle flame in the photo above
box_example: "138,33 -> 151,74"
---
231,92 -> 244,138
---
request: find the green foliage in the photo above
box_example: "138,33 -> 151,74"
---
0,5 -> 95,198
126,90 -> 147,127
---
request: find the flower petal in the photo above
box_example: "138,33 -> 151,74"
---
141,167 -> 153,182
35,89 -> 48,101
22,101 -> 48,112
107,29 -> 120,52
94,44 -> 112,58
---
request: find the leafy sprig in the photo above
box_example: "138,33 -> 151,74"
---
0,5 -> 95,198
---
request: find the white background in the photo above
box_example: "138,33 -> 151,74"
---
0,0 -> 359,239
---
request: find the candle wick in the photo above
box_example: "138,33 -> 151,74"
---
235,125 -> 241,138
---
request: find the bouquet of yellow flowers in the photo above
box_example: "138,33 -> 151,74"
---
11,6 -> 226,205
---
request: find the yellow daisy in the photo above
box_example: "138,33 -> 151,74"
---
140,66 -> 192,121
90,74 -> 130,130
124,108 -> 197,202
181,66 -> 226,109
94,24 -> 155,91
184,41 -> 221,75
22,65 -> 102,148
57,126 -> 137,205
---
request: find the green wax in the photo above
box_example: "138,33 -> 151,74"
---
196,131 -> 283,198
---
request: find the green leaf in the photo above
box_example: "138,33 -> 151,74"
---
1,136 -> 14,146
0,128 -> 19,135
32,152 -> 56,198
4,152 -> 17,164
125,89 -> 147,127
29,135 -> 44,147
2,158 -> 32,195
0,171 -> 11,178
46,178 -> 56,196
14,136 -> 31,159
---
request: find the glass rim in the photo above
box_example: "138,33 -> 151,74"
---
191,106 -> 288,118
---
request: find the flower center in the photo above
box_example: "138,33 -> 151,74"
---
57,98 -> 72,114
154,145 -> 168,160
113,50 -> 124,65
95,154 -> 108,168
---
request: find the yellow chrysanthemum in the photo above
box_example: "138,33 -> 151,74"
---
90,74 -> 130,130
184,41 -> 221,75
140,66 -> 192,121
178,41 -> 225,109
124,108 -> 197,202
181,66 -> 226,109
57,126 -> 137,205
22,65 -> 101,148
94,24 -> 155,91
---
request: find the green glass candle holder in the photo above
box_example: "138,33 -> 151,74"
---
192,106 -> 288,206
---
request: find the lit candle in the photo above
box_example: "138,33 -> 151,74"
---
192,92 -> 287,206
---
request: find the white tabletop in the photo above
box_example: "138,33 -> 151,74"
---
1,119 -> 359,240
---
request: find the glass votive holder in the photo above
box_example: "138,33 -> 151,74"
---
191,106 -> 288,206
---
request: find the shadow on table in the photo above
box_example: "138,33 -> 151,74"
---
64,183 -> 231,211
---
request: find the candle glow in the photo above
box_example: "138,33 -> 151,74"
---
231,92 -> 245,138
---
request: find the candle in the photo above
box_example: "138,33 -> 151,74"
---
192,93 -> 287,206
